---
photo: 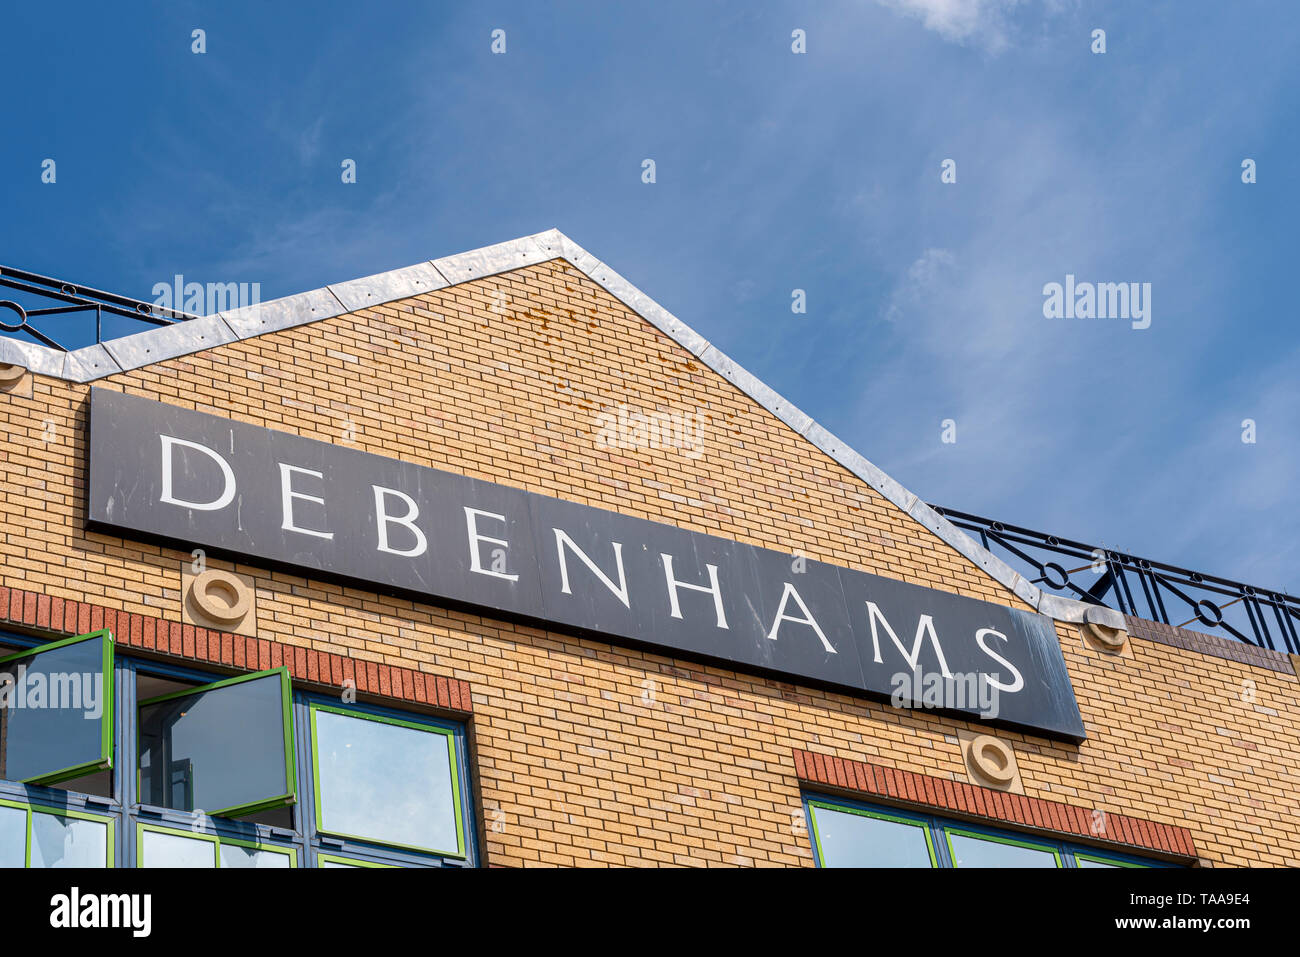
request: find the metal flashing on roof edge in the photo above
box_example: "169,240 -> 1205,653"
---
0,228 -> 1104,627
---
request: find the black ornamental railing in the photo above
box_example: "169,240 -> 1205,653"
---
933,506 -> 1299,654
0,265 -> 199,351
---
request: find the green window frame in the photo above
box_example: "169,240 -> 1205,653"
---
135,822 -> 297,868
308,702 -> 466,859
1075,851 -> 1145,868
137,667 -> 297,819
943,826 -> 1063,868
219,833 -> 297,868
317,852 -> 398,869
804,794 -> 1168,868
0,631 -> 114,787
807,799 -> 937,868
0,797 -> 115,867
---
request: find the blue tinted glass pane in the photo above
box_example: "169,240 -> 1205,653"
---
949,832 -> 1058,867
320,858 -> 363,868
29,812 -> 107,868
314,709 -> 458,853
812,806 -> 932,867
1077,856 -> 1123,868
138,672 -> 289,816
140,829 -> 216,867
0,636 -> 109,783
220,843 -> 292,868
0,805 -> 26,866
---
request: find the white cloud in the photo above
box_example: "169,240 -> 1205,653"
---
883,248 -> 955,323
874,0 -> 1027,53
296,115 -> 326,166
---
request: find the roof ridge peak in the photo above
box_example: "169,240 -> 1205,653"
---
0,228 -> 1112,627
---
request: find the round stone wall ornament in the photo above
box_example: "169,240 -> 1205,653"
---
0,363 -> 27,385
1083,620 -> 1128,649
187,569 -> 253,625
967,734 -> 1017,785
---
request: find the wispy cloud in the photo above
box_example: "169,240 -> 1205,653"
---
883,248 -> 955,323
874,0 -> 1029,54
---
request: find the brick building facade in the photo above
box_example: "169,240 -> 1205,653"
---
0,230 -> 1295,867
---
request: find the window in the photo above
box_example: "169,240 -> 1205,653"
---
138,668 -> 295,818
805,794 -> 1166,868
1076,852 -> 1144,868
0,628 -> 478,868
309,703 -> 465,858
0,631 -> 114,791
0,803 -> 22,865
136,823 -> 296,868
317,853 -> 398,869
0,798 -> 114,867
806,801 -> 935,867
945,828 -> 1061,868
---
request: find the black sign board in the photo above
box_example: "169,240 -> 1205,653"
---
86,388 -> 1086,741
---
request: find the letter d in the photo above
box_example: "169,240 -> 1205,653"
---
160,435 -> 237,511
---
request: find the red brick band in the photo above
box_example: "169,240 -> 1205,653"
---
0,585 -> 472,714
794,748 -> 1196,861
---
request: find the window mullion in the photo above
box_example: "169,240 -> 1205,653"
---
455,724 -> 475,867
293,694 -> 318,866
118,656 -> 137,868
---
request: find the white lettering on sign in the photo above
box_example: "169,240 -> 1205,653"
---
662,554 -> 728,629
374,486 -> 428,557
554,529 -> 630,608
465,508 -> 518,581
113,388 -> 1083,741
159,435 -> 236,511
975,627 -> 1025,693
766,582 -> 837,654
866,601 -> 952,677
278,464 -> 333,539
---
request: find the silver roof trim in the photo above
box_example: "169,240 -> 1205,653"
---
0,336 -> 65,378
220,287 -> 349,339
0,228 -> 1098,624
328,262 -> 448,313
63,344 -> 124,382
101,315 -> 240,371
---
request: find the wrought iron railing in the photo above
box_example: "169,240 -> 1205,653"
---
0,265 -> 199,351
933,506 -> 1300,654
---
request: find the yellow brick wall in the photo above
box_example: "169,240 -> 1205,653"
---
1,258 -> 1296,866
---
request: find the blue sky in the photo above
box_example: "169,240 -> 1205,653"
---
3,0 -> 1297,593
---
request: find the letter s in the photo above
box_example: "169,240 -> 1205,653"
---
974,628 -> 1024,694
